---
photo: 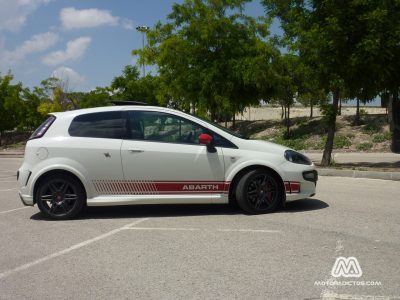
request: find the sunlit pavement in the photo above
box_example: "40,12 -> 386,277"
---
0,157 -> 399,299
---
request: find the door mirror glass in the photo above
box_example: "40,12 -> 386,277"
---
199,133 -> 213,145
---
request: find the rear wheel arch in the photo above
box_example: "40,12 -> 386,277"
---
228,165 -> 285,207
33,170 -> 87,204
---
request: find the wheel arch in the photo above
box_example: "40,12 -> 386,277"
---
33,169 -> 87,204
228,164 -> 286,207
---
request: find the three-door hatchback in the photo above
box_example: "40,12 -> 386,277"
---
18,105 -> 317,219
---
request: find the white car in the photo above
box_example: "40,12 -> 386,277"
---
18,105 -> 317,219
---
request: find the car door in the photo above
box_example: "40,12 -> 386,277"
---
120,110 -> 226,199
67,111 -> 126,196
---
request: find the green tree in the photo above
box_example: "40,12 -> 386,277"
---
262,0 -> 391,165
133,0 -> 278,121
80,87 -> 112,108
0,72 -> 23,145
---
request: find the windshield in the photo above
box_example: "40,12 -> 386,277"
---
194,115 -> 248,139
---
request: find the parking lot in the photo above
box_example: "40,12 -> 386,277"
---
1,157 -> 399,299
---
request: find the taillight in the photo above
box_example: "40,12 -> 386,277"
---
29,116 -> 56,140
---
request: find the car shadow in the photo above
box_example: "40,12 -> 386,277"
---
284,198 -> 329,213
30,198 -> 328,220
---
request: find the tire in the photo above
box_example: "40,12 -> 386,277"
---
235,169 -> 283,214
36,174 -> 85,220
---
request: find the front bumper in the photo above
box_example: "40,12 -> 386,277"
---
280,161 -> 317,202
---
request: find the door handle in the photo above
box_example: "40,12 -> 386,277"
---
128,149 -> 144,153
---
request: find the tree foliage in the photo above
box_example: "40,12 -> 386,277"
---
133,0 -> 279,119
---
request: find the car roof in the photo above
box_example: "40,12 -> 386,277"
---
50,105 -> 179,118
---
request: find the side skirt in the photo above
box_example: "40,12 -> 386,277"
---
86,193 -> 229,206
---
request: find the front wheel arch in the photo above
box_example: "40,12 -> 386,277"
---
228,165 -> 285,208
33,170 -> 87,205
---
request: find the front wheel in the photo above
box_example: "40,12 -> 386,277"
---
235,169 -> 283,214
36,174 -> 85,220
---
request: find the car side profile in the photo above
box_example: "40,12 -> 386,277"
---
17,105 -> 317,219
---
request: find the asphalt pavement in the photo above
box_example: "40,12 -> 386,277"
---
0,157 -> 399,299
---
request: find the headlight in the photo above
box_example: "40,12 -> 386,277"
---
284,150 -> 312,165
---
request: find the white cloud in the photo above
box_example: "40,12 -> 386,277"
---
0,0 -> 50,32
122,19 -> 134,30
60,7 -> 119,30
42,36 -> 91,66
0,32 -> 59,68
52,66 -> 85,87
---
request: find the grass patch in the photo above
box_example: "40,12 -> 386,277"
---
317,135 -> 352,150
356,142 -> 373,151
273,137 -> 307,150
372,132 -> 391,143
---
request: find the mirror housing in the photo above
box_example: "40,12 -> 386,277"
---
199,133 -> 217,153
199,133 -> 213,145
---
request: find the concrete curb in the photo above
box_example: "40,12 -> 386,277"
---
317,168 -> 400,181
0,152 -> 24,158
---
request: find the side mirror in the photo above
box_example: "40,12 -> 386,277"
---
199,133 -> 217,153
199,133 -> 213,145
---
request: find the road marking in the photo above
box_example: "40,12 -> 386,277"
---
321,291 -> 392,300
217,229 -> 281,233
126,227 -> 281,233
320,240 -> 344,298
0,207 -> 30,215
0,188 -> 16,192
0,218 -> 148,280
126,227 -> 200,231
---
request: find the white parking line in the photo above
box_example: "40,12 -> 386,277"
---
0,218 -> 148,280
217,229 -> 281,233
0,188 -> 17,192
126,227 -> 200,231
0,207 -> 30,215
126,227 -> 281,233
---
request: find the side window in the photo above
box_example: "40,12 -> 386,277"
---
129,111 -> 205,144
69,111 -> 126,139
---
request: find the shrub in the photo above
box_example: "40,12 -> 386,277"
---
372,132 -> 391,143
356,142 -> 373,151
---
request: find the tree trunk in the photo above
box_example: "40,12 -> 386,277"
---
355,98 -> 360,125
281,104 -> 284,119
232,113 -> 236,129
310,100 -> 313,119
338,97 -> 342,116
321,90 -> 339,166
286,104 -> 291,137
390,90 -> 400,153
0,131 -> 2,147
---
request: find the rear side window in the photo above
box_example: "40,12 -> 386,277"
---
68,111 -> 126,139
29,115 -> 56,140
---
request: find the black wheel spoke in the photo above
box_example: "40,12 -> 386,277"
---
48,183 -> 58,193
246,173 -> 278,211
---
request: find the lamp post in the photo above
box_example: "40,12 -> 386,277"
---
136,25 -> 149,77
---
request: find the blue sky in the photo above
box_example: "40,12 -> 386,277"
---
0,0 -> 271,92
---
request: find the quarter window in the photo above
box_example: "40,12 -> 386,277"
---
69,111 -> 126,139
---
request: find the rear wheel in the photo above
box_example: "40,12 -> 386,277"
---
235,169 -> 283,214
36,174 -> 85,220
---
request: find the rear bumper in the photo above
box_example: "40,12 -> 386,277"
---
19,192 -> 34,206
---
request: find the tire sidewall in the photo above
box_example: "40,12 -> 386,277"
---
36,174 -> 85,220
235,169 -> 283,214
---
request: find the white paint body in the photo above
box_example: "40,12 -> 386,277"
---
18,106 -> 317,207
